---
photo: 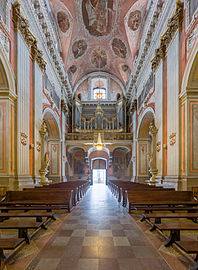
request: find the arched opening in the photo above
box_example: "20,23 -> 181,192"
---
67,147 -> 86,180
0,44 -> 16,188
137,110 -> 155,183
91,158 -> 107,185
112,147 -> 131,180
43,110 -> 61,182
88,149 -> 109,185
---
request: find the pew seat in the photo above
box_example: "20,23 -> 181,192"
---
152,223 -> 198,247
132,206 -> 198,213
0,212 -> 56,222
175,241 -> 198,270
140,212 -> 198,224
0,190 -> 73,212
0,221 -> 47,244
0,238 -> 25,270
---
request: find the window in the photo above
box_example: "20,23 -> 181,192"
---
93,88 -> 106,100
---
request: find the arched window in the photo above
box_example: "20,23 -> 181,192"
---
93,87 -> 106,100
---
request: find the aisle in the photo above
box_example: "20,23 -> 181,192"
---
26,184 -> 172,270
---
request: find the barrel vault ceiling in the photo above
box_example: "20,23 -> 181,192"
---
48,0 -> 150,90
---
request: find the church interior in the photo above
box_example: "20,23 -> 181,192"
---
0,0 -> 198,269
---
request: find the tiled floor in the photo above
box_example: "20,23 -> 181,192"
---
23,184 -> 175,270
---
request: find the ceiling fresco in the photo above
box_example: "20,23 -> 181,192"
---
48,0 -> 149,90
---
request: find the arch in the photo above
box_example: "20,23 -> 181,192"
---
73,71 -> 125,97
181,36 -> 198,93
88,146 -> 110,159
0,41 -> 16,98
91,157 -> 107,169
137,107 -> 155,139
43,107 -> 61,139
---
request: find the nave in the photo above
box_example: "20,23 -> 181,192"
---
8,184 -> 182,270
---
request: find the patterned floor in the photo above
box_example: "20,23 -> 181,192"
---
6,184 -> 191,270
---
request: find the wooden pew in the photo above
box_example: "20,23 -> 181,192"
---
0,190 -> 73,212
140,212 -> 198,224
132,206 -> 198,213
151,222 -> 198,247
175,241 -> 198,270
0,221 -> 46,244
0,206 -> 66,212
0,238 -> 25,270
25,187 -> 78,206
0,212 -> 56,222
122,187 -> 173,207
127,190 -> 198,213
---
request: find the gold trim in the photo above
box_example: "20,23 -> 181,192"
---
151,1 -> 183,71
12,2 -> 46,72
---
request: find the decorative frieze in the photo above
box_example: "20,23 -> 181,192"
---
12,2 -> 46,72
151,1 -> 183,71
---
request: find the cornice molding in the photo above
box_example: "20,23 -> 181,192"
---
151,1 -> 184,71
126,0 -> 184,103
31,0 -> 72,102
12,2 -> 46,72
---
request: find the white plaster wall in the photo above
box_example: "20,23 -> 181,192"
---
34,63 -> 43,177
155,63 -> 163,176
17,34 -> 30,175
167,33 -> 179,176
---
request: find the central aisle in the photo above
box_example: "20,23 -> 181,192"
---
27,184 -> 172,270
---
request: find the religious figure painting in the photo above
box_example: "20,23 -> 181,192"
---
82,0 -> 114,36
72,40 -> 88,59
57,11 -> 70,33
112,38 -> 127,59
91,48 -> 107,68
128,10 -> 141,31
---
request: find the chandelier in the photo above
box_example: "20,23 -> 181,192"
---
93,133 -> 105,151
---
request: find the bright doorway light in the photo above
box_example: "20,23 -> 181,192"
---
93,169 -> 106,184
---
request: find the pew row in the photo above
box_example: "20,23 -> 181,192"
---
0,190 -> 74,212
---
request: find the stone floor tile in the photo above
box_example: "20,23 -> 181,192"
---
113,237 -> 130,246
77,259 -> 99,270
83,236 -> 99,246
80,246 -> 99,258
99,230 -> 113,237
99,258 -> 120,270
34,258 -> 60,270
132,246 -> 160,258
51,236 -> 70,246
72,229 -> 86,237
118,258 -> 143,270
98,246 -> 117,258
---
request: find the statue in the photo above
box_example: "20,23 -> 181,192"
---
45,152 -> 50,172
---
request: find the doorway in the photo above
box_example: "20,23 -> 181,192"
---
93,169 -> 106,184
91,158 -> 107,185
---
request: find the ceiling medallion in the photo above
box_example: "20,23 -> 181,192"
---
112,38 -> 127,59
128,10 -> 141,32
72,40 -> 88,59
57,11 -> 70,33
91,47 -> 107,68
